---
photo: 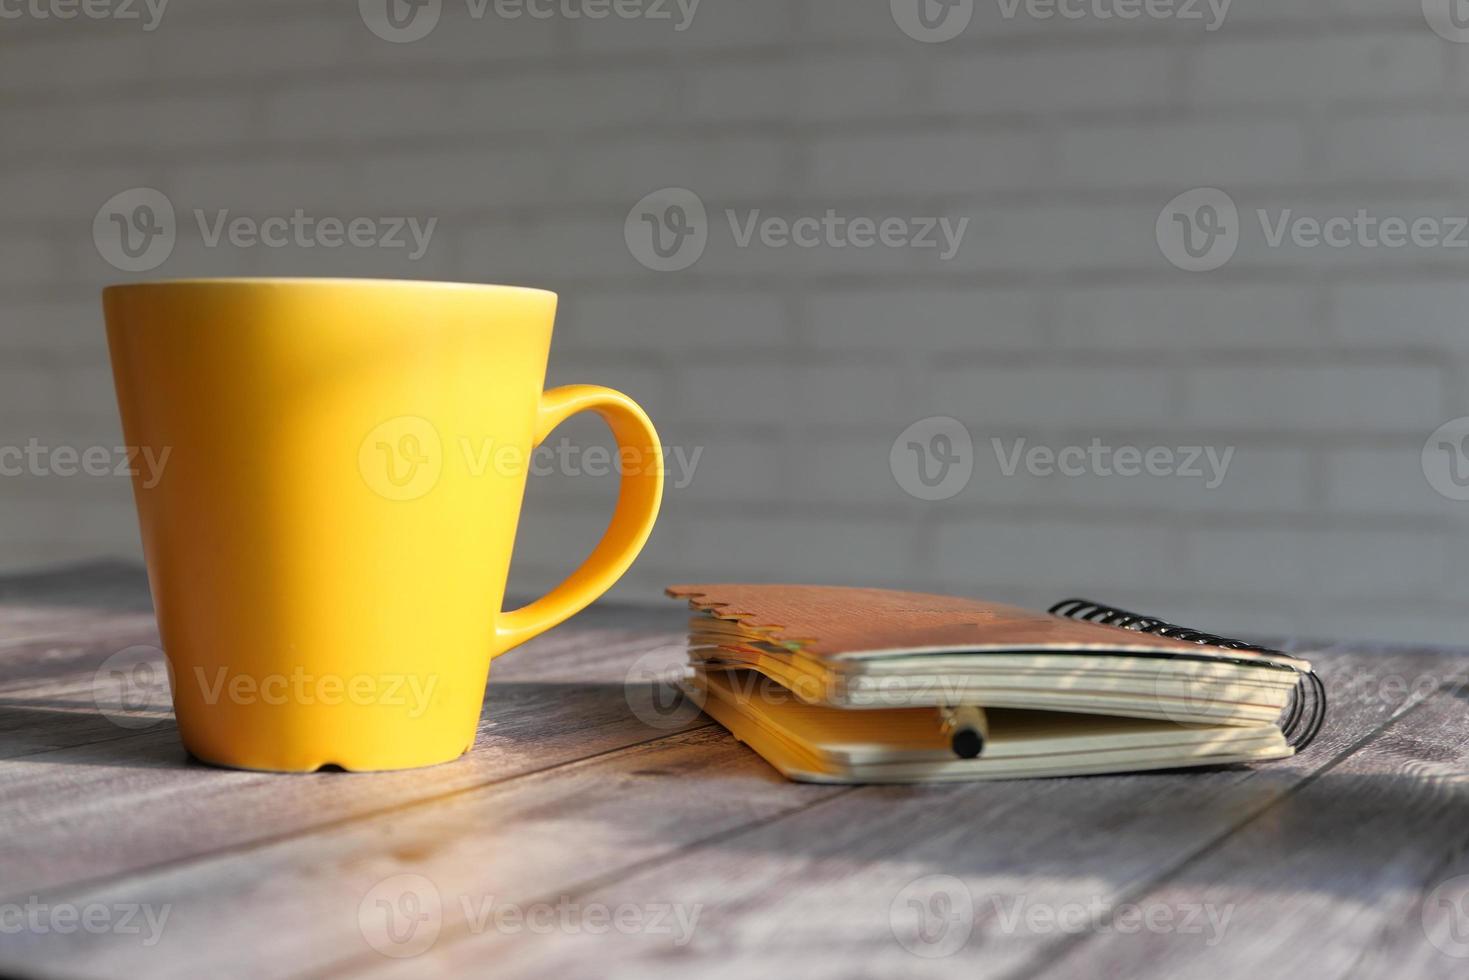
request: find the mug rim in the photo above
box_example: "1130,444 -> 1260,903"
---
102,277 -> 557,300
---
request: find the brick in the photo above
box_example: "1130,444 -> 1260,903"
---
793,363 -> 906,425
0,302 -> 109,356
1190,34 -> 1443,104
359,146 -> 559,210
931,46 -> 1179,115
809,129 -> 1047,196
567,0 -> 794,51
149,18 -> 355,78
1325,445 -> 1469,519
0,364 -> 62,418
1056,120 -> 1308,187
566,136 -> 791,204
794,433 -> 915,505
677,361 -> 796,425
1182,526 -> 1452,600
931,365 -> 1177,427
1184,364 -> 1443,432
1331,281 -> 1469,350
458,216 -> 635,281
933,518 -> 1185,594
0,236 -> 59,288
168,160 -> 364,212
674,513 -> 916,582
358,4 -> 558,66
806,288 -> 1041,351
941,203 -> 1164,272
1325,112 -> 1469,183
560,291 -> 789,350
1054,283 -> 1319,349
0,32 -> 151,92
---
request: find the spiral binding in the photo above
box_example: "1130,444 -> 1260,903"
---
1048,598 -> 1326,752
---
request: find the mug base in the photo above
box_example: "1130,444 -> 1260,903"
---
183,740 -> 476,774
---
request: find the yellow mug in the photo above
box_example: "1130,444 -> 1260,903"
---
103,278 -> 663,772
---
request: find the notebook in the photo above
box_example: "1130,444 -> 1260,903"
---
666,584 -> 1325,783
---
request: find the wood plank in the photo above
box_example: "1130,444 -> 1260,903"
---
0,647 -> 1452,979
338,647 -> 1469,980
0,619 -> 703,899
1026,675 -> 1469,980
0,729 -> 850,978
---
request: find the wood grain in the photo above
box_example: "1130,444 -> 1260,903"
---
0,564 -> 1466,980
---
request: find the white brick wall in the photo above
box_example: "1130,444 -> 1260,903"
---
4,0 -> 1469,644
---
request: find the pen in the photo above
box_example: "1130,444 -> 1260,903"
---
939,704 -> 988,759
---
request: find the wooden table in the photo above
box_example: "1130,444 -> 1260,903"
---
2,563 -> 1468,979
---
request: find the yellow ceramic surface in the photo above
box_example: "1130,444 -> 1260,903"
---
103,278 -> 663,771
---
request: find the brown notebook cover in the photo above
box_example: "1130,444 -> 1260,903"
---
666,583 -> 1307,670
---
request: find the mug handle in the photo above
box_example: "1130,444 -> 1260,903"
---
494,384 -> 664,655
